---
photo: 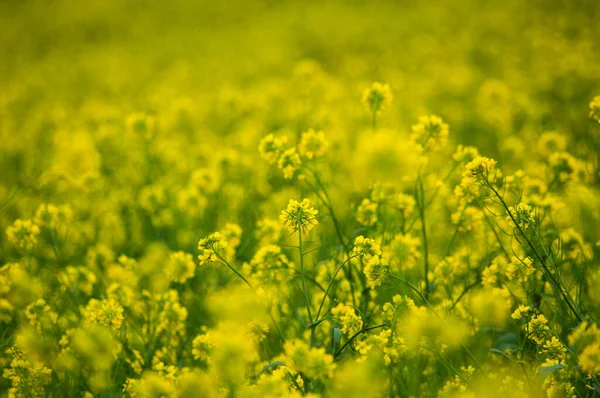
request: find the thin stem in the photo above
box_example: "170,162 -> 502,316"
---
304,166 -> 360,307
334,324 -> 388,359
386,273 -> 487,377
416,174 -> 430,295
214,251 -> 252,289
298,221 -> 314,346
214,252 -> 287,343
372,107 -> 378,130
478,201 -> 511,261
485,182 -> 583,323
314,254 -> 359,323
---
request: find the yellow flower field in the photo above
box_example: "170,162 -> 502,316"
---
1,0 -> 600,396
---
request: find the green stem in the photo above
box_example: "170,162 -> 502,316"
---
372,107 -> 378,130
214,251 -> 252,289
214,251 -> 287,342
386,273 -> 487,377
416,174 -> 430,295
298,221 -> 314,344
478,201 -> 511,261
485,183 -> 583,323
334,324 -> 388,359
304,167 -> 361,307
314,254 -> 358,324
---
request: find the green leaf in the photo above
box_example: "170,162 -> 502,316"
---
332,327 -> 342,354
257,361 -> 286,378
539,364 -> 565,377
493,332 -> 520,351
307,317 -> 331,328
284,369 -> 304,393
489,348 -> 523,363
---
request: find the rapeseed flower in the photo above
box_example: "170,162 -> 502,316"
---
362,82 -> 392,114
197,232 -> 227,264
298,128 -> 329,159
279,198 -> 318,235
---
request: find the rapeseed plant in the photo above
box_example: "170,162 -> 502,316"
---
1,1 -> 600,396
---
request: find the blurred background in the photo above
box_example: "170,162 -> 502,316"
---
1,0 -> 599,258
2,0 -> 599,135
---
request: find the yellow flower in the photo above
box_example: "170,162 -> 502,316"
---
528,314 -> 551,344
363,255 -> 390,289
511,304 -> 531,320
410,115 -> 449,151
259,134 -> 288,164
125,112 -> 156,138
463,156 -> 498,185
453,145 -> 480,163
6,219 -> 40,250
34,203 -> 73,229
277,148 -> 302,179
83,298 -> 124,330
507,203 -> 535,230
284,339 -> 336,381
255,218 -> 282,244
548,151 -> 584,183
279,199 -> 318,235
298,128 -> 329,159
167,251 -> 196,283
541,337 -> 567,360
197,232 -> 228,264
97,299 -> 124,330
192,328 -> 215,363
356,198 -> 378,227
352,235 -> 382,260
331,303 -> 363,336
362,82 -> 393,114
579,342 -> 600,375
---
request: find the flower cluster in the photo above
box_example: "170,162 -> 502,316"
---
362,82 -> 393,114
279,198 -> 319,235
197,232 -> 228,264
590,95 -> 600,124
410,115 -> 449,151
6,219 -> 40,251
1,9 -> 599,396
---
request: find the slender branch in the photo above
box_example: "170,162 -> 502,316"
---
416,174 -> 430,295
334,324 -> 388,359
298,221 -> 313,326
484,182 -> 583,322
314,254 -> 359,323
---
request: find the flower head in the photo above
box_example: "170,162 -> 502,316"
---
453,145 -> 480,163
126,112 -> 156,138
168,251 -> 196,283
298,129 -> 329,159
259,134 -> 288,164
284,339 -> 336,381
356,198 -> 378,227
279,199 -> 318,235
6,219 -> 40,251
277,148 -> 302,179
410,115 -> 449,151
331,303 -> 363,336
507,203 -> 535,230
463,156 -> 499,185
362,82 -> 392,114
363,256 -> 390,289
352,236 -> 382,260
198,232 -> 228,264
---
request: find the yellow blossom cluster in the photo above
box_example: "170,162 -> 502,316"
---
1,1 -> 600,396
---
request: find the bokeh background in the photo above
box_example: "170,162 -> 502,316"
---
1,1 -> 600,396
2,0 -> 600,263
